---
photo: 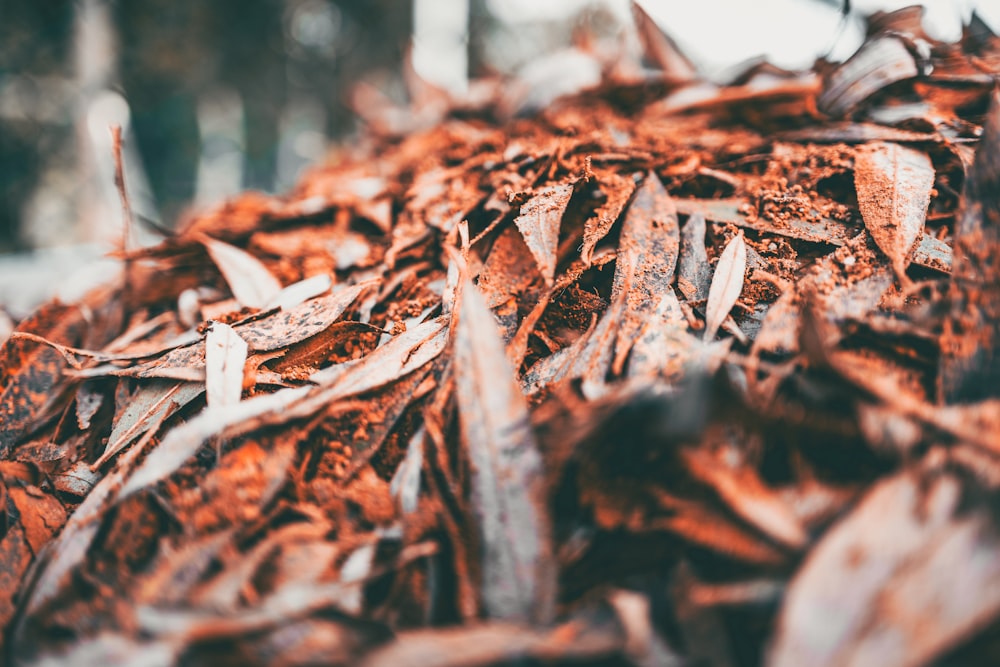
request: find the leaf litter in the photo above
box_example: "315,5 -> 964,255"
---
1,6 -> 999,666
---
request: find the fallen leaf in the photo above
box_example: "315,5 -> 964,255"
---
0,301 -> 91,454
770,463 -> 1000,667
610,171 -> 681,375
100,281 -> 371,381
117,319 -> 447,499
704,231 -> 747,341
678,211 -> 711,303
818,35 -> 918,118
92,379 -> 205,470
513,183 -> 574,284
581,172 -> 637,266
455,279 -> 554,622
854,142 -> 935,282
201,236 -> 283,310
204,322 -> 248,409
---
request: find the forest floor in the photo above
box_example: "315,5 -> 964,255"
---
0,6 -> 999,666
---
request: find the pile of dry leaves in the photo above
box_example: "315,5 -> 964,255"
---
1,5 -> 999,666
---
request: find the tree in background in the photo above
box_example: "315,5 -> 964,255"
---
0,0 -> 75,252
0,0 -> 414,249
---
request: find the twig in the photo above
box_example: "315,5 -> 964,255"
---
110,125 -> 135,309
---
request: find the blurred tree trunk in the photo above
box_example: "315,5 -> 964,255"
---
287,0 -> 414,139
467,0 -> 495,78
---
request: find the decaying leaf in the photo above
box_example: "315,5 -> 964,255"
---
0,300 -> 94,454
94,381 -> 203,468
513,183 -> 574,284
611,171 -> 681,374
678,212 -> 710,303
3,8 -> 1000,666
581,172 -> 637,266
818,35 -> 918,118
854,142 -> 935,282
90,281 -> 371,382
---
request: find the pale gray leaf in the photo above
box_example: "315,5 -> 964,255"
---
455,279 -> 554,622
704,231 -> 747,341
205,321 -> 248,409
202,236 -> 283,310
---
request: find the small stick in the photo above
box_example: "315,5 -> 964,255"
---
110,125 -> 135,308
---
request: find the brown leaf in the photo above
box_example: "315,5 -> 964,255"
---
102,281 -> 371,381
940,88 -> 1000,403
95,381 -> 204,468
118,318 -> 447,499
8,485 -> 67,554
681,448 -> 806,550
674,197 -> 950,274
581,172 -> 637,266
454,279 -> 554,622
0,301 -> 91,454
513,183 -> 574,284
651,500 -> 787,566
704,231 -> 747,341
20,402 -> 172,616
610,171 -> 681,375
626,288 -> 691,379
854,142 -> 934,281
755,258 -> 894,355
520,273 -> 626,399
477,225 -> 542,343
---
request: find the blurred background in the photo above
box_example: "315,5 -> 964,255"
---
0,0 -> 997,315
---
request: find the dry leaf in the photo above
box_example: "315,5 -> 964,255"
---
610,171 -> 681,375
454,279 -> 554,622
818,36 -> 918,117
95,381 -> 204,468
204,322 -> 248,409
581,172 -> 637,266
704,231 -> 747,341
770,463 -> 1000,667
678,211 -> 711,303
513,183 -> 574,284
854,142 -> 934,282
201,236 -> 283,310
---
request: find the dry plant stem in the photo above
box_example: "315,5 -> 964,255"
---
110,125 -> 135,310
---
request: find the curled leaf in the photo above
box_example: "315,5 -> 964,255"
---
513,183 -> 574,284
